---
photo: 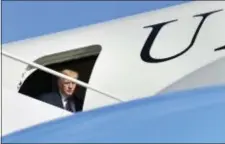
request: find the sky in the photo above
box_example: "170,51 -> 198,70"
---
2,1 -> 188,44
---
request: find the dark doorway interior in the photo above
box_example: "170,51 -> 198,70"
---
19,55 -> 99,111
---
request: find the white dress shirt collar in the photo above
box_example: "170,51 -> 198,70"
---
58,91 -> 76,112
59,91 -> 68,108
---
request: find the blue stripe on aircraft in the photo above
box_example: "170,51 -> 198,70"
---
3,85 -> 225,143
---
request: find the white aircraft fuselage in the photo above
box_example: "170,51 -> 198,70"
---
1,1 -> 225,136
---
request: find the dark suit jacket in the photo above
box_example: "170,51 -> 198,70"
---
38,91 -> 82,112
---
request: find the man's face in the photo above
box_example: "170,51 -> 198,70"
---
58,71 -> 78,97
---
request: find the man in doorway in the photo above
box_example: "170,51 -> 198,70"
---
39,69 -> 82,113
